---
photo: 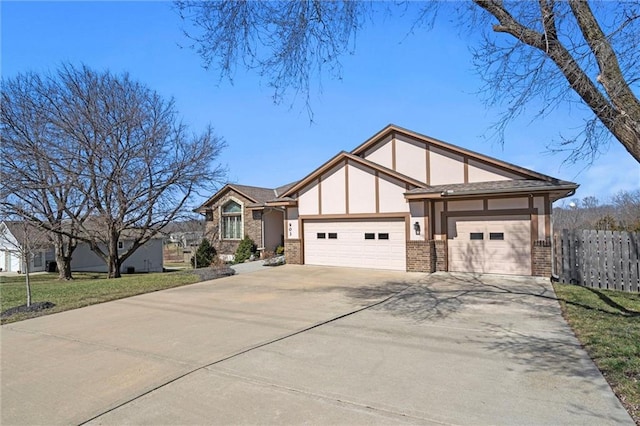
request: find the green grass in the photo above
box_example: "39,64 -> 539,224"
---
553,283 -> 640,423
0,271 -> 201,324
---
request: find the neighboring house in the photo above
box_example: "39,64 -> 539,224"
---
0,220 -> 163,274
199,125 -> 578,276
196,183 -> 296,260
0,221 -> 55,273
167,231 -> 204,248
71,237 -> 164,273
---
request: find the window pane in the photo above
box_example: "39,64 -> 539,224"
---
364,233 -> 375,240
328,233 -> 338,239
378,233 -> 389,240
223,201 -> 242,213
232,216 -> 241,239
470,232 -> 484,240
317,233 -> 326,239
223,215 -> 242,239
489,232 -> 504,240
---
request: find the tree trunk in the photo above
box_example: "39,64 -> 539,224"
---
107,236 -> 121,278
24,254 -> 32,307
57,255 -> 73,280
54,235 -> 76,280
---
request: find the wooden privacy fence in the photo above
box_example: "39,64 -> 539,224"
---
553,229 -> 639,292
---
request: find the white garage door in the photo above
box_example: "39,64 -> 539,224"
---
448,216 -> 531,275
304,219 -> 406,271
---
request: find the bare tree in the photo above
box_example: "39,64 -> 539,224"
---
1,72 -> 89,280
553,190 -> 640,231
176,1 -> 640,163
1,65 -> 227,278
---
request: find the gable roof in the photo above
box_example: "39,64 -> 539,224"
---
278,151 -> 427,199
196,182 -> 298,212
1,221 -> 52,248
351,124 -> 562,183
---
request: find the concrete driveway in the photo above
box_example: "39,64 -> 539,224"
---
1,266 -> 632,425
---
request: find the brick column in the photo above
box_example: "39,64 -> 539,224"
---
285,239 -> 302,265
406,240 -> 434,272
532,240 -> 552,277
433,240 -> 446,272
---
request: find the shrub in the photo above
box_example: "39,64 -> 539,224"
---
275,245 -> 285,255
191,239 -> 216,268
234,236 -> 256,263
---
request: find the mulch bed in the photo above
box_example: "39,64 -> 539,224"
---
1,301 -> 56,318
187,266 -> 236,281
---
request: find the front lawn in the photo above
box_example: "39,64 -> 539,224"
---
554,283 -> 640,423
0,270 -> 202,324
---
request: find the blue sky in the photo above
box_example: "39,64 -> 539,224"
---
2,1 -> 638,207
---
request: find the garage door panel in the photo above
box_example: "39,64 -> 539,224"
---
448,216 -> 531,275
304,219 -> 406,271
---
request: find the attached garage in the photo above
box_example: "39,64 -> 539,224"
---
303,219 -> 406,271
447,216 -> 531,275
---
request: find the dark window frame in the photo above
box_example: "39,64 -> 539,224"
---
378,233 -> 389,240
470,232 -> 484,240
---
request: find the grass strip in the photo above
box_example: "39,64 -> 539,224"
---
553,283 -> 640,424
0,271 -> 201,324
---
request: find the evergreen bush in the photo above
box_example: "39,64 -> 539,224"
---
234,236 -> 256,263
191,239 -> 216,268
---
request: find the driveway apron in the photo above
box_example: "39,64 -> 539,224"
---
1,266 -> 632,425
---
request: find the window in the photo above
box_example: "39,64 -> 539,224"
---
490,232 -> 504,240
33,253 -> 42,267
118,241 -> 124,250
378,233 -> 389,240
222,200 -> 242,239
470,232 -> 484,240
364,233 -> 375,240
317,233 -> 326,239
328,233 -> 338,239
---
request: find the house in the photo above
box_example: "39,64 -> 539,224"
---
71,237 -> 164,274
0,221 -> 55,273
0,220 -> 163,274
196,183 -> 296,260
199,125 -> 578,276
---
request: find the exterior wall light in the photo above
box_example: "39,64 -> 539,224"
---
413,221 -> 421,235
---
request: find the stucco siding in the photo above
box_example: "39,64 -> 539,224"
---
409,201 -> 425,241
395,136 -> 427,183
263,209 -> 284,251
298,182 -> 319,216
534,196 -> 547,240
378,174 -> 409,213
347,162 -> 376,214
363,137 -> 393,169
286,207 -> 300,240
429,146 -> 465,185
320,164 -> 346,214
447,199 -> 484,212
468,159 -> 522,182
487,197 -> 529,210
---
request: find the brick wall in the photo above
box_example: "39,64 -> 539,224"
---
532,240 -> 552,277
285,239 -> 302,264
406,240 -> 434,273
204,189 -> 263,257
433,240 -> 446,272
